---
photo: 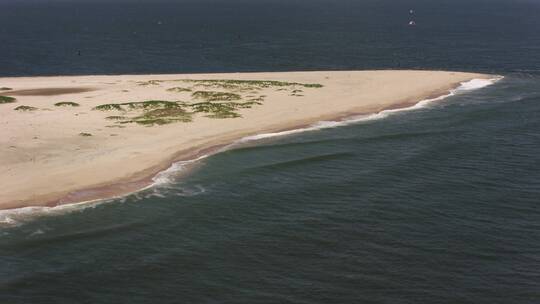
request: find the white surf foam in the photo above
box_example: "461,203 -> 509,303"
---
455,78 -> 499,91
0,156 -> 211,228
234,77 -> 502,144
151,154 -> 209,186
0,198 -> 108,228
0,77 -> 501,228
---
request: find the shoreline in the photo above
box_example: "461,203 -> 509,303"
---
0,71 -> 498,211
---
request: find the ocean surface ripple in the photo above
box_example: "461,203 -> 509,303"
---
2,75 -> 539,303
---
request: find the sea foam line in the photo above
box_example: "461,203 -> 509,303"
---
0,77 -> 501,228
234,77 -> 502,143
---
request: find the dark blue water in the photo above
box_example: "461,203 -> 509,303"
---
1,1 -> 540,303
1,0 -> 540,76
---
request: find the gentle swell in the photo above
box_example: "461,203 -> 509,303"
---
244,152 -> 356,172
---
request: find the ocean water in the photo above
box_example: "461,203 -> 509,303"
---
1,0 -> 540,303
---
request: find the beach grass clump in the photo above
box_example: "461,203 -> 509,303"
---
167,87 -> 192,93
105,115 -> 126,120
94,103 -> 123,111
205,111 -> 241,119
14,105 -> 38,111
124,108 -> 193,126
180,79 -> 324,90
290,89 -> 305,97
124,100 -> 180,110
190,102 -> 241,119
141,108 -> 192,120
303,83 -> 323,88
94,97 -> 261,125
189,102 -> 218,112
0,87 -> 12,91
189,102 -> 234,114
94,101 -> 192,126
55,102 -> 80,107
79,132 -> 92,137
178,79 -> 249,91
136,80 -> 162,86
235,101 -> 263,108
93,100 -> 181,111
192,91 -> 242,102
249,97 -> 265,102
188,101 -> 261,119
0,96 -> 16,104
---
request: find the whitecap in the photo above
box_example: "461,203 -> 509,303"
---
150,154 -> 210,187
0,199 -> 108,228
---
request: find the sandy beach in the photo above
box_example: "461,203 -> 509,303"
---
0,70 -> 492,210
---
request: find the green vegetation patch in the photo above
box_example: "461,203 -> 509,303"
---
180,79 -> 323,90
141,108 -> 192,120
93,100 -> 180,111
94,100 -> 191,126
94,96 -> 264,126
105,115 -> 127,120
0,96 -> 16,104
126,108 -> 193,126
205,111 -> 241,119
55,102 -> 80,107
14,105 -> 38,111
303,83 -> 323,88
79,132 -> 93,137
167,87 -> 192,93
189,101 -> 261,119
134,79 -> 323,93
136,80 -> 162,86
124,100 -> 180,110
190,102 -> 241,119
249,97 -> 265,102
192,91 -> 241,102
94,103 -> 123,111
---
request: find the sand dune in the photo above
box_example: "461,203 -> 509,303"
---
0,70 -> 493,209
